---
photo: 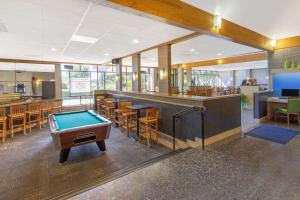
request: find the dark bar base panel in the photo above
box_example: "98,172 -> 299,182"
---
94,90 -> 241,142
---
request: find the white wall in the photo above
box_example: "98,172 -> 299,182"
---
0,71 -> 54,95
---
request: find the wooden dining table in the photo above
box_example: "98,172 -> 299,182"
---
126,104 -> 153,139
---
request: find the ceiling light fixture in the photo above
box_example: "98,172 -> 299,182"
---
132,39 -> 139,44
104,53 -> 110,56
217,53 -> 222,56
51,48 -> 57,52
190,48 -> 195,52
214,15 -> 222,29
271,38 -> 277,48
71,34 -> 98,44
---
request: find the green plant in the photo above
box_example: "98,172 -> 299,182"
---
241,93 -> 247,109
284,59 -> 290,69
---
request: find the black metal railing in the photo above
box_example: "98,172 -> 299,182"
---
172,106 -> 206,151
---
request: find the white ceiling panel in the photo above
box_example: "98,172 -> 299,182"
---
182,0 -> 300,39
172,35 -> 261,64
0,0 -> 192,64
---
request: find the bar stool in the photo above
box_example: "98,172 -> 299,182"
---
122,111 -> 137,136
26,103 -> 42,132
0,108 -> 7,143
105,102 -> 115,120
40,101 -> 51,127
139,108 -> 159,147
114,102 -> 132,127
101,98 -> 114,116
9,104 -> 27,138
95,96 -> 105,114
51,99 -> 62,114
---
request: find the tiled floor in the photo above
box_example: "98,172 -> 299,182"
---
70,120 -> 300,200
0,125 -> 169,200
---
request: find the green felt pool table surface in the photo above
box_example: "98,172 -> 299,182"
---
53,110 -> 105,130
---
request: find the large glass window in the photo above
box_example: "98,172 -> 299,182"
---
105,72 -> 116,90
69,71 -> 91,96
141,68 -> 151,92
192,70 -> 220,87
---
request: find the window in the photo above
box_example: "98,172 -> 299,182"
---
105,72 -> 116,90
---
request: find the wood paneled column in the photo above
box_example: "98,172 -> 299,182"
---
186,68 -> 192,87
115,59 -> 122,91
178,65 -> 184,93
132,54 -> 141,92
55,64 -> 62,99
158,44 -> 171,94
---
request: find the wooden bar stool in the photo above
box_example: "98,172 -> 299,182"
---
9,104 -> 27,138
0,108 -> 7,143
114,102 -> 132,127
139,108 -> 159,147
40,101 -> 51,127
95,96 -> 105,114
26,103 -> 42,132
101,98 -> 114,116
122,111 -> 137,136
105,102 -> 115,120
51,100 -> 62,114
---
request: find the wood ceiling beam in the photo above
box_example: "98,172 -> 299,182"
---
103,0 -> 274,51
276,36 -> 300,49
173,51 -> 268,69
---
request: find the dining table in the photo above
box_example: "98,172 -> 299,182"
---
126,104 -> 153,139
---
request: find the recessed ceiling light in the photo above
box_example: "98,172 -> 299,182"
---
190,48 -> 195,52
51,48 -> 57,52
104,53 -> 110,56
217,53 -> 222,56
132,39 -> 139,44
71,34 -> 98,44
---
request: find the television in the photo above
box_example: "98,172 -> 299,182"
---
281,89 -> 299,97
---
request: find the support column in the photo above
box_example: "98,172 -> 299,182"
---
132,53 -> 141,92
55,64 -> 62,99
186,68 -> 192,87
158,44 -> 171,94
178,65 -> 184,93
115,59 -> 122,91
152,68 -> 158,92
232,70 -> 236,87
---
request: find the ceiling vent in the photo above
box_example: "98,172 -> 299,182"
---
0,20 -> 8,32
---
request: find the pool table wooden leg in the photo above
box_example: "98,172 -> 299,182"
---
96,141 -> 106,151
60,148 -> 71,163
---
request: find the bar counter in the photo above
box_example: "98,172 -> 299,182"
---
94,90 -> 241,148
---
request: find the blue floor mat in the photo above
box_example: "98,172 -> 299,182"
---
245,124 -> 298,144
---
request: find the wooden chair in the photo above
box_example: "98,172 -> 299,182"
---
275,99 -> 300,127
122,110 -> 137,136
40,101 -> 51,127
185,90 -> 195,96
101,98 -> 114,116
113,101 -> 132,127
0,108 -> 7,143
139,108 -> 159,147
95,96 -> 105,114
26,103 -> 42,132
9,104 -> 27,138
105,102 -> 115,120
205,88 -> 213,97
51,100 -> 62,114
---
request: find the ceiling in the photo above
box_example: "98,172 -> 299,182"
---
182,0 -> 300,39
194,60 -> 268,71
0,0 -> 191,64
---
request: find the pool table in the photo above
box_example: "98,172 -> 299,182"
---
49,110 -> 112,163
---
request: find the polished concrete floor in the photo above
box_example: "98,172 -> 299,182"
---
0,125 -> 169,200
70,121 -> 300,200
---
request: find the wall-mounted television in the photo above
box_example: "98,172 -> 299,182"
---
281,89 -> 299,97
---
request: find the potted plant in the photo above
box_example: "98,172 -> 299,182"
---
241,93 -> 247,109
